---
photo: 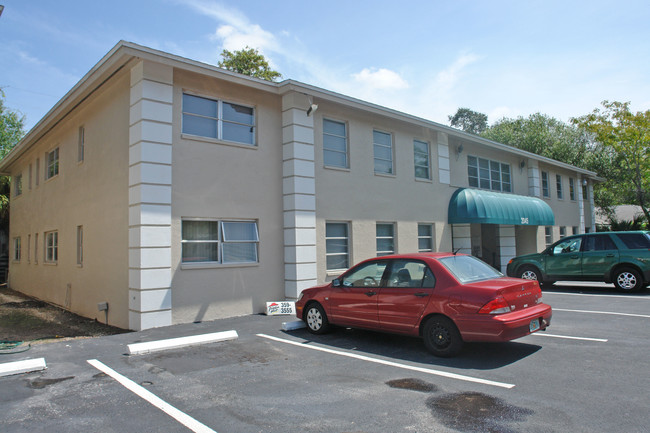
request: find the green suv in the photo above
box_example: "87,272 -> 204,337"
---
506,231 -> 650,292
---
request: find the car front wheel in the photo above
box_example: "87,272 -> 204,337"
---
304,303 -> 331,334
423,316 -> 463,357
614,267 -> 643,293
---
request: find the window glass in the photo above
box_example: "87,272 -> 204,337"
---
418,223 -> 433,252
45,231 -> 58,263
221,221 -> 258,263
46,148 -> 59,179
386,260 -> 435,288
14,174 -> 22,196
323,119 -> 348,168
342,261 -> 388,288
414,140 -> 430,179
326,222 -> 349,270
615,233 -> 650,249
552,237 -> 582,255
183,94 -> 218,117
556,174 -> 563,199
13,237 -> 21,261
373,130 -> 393,174
468,156 -> 510,192
182,94 -> 255,146
439,255 -> 502,284
569,178 -> 576,200
583,235 -> 617,252
542,171 -> 550,197
376,223 -> 395,256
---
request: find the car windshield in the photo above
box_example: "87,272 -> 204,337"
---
438,255 -> 503,284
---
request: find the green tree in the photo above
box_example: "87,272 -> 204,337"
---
572,101 -> 650,222
218,46 -> 282,82
448,108 -> 488,135
481,112 -> 615,210
0,90 -> 26,238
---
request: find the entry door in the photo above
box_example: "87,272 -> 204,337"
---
378,259 -> 436,333
329,260 -> 387,328
545,236 -> 583,278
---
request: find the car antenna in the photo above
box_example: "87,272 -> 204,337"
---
452,247 -> 462,255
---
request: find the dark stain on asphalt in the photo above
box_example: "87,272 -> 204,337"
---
27,376 -> 74,389
92,372 -> 107,379
386,378 -> 438,393
427,392 -> 533,433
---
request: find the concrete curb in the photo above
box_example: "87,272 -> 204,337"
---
127,330 -> 238,355
0,358 -> 47,377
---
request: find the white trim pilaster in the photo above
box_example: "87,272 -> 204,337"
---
128,60 -> 173,331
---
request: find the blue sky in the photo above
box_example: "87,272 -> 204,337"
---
1,0 -> 649,132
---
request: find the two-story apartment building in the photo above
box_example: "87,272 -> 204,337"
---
0,41 -> 600,330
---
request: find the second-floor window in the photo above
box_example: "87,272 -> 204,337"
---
14,173 -> 22,196
541,171 -> 550,198
467,156 -> 511,192
46,148 -> 59,180
556,174 -> 563,199
413,140 -> 430,179
182,93 -> 255,146
323,119 -> 348,168
373,130 -> 393,175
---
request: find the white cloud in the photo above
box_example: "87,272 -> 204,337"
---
352,68 -> 409,90
435,52 -> 481,92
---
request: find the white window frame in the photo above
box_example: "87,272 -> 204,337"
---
556,174 -> 563,200
569,178 -> 576,201
417,223 -> 434,252
467,155 -> 511,192
414,140 -> 431,180
78,126 -> 85,163
77,226 -> 83,266
376,222 -> 395,256
373,130 -> 394,175
13,237 -> 21,262
14,173 -> 22,196
181,93 -> 256,146
325,221 -> 350,271
323,118 -> 348,169
541,171 -> 550,198
181,219 -> 259,266
45,231 -> 58,263
45,148 -> 59,180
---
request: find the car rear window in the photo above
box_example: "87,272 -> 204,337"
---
615,233 -> 650,249
438,255 -> 502,284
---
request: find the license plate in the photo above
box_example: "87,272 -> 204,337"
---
529,318 -> 540,333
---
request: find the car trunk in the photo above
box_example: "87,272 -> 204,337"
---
470,277 -> 542,312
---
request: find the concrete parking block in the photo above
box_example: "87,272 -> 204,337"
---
0,358 -> 47,377
127,330 -> 238,355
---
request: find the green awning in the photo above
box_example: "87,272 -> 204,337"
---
448,188 -> 555,226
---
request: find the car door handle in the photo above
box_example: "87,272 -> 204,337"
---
571,255 -> 579,259
606,254 -> 615,257
414,292 -> 429,297
364,291 -> 377,297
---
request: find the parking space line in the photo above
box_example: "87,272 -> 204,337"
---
545,292 -> 650,300
531,333 -> 608,342
554,308 -> 650,319
127,330 -> 238,355
257,334 -> 515,389
87,359 -> 217,433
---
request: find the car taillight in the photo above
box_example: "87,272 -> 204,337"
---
479,296 -> 512,314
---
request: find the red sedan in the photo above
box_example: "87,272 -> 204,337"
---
295,253 -> 552,357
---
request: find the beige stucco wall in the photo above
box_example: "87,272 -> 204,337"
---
8,71 -> 131,328
169,70 -> 285,324
312,101 -> 454,282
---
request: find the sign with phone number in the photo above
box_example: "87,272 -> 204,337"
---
265,301 -> 296,316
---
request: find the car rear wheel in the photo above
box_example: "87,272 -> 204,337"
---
614,267 -> 643,293
423,316 -> 463,358
518,266 -> 549,286
304,303 -> 331,334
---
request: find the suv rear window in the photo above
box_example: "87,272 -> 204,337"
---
615,233 -> 650,249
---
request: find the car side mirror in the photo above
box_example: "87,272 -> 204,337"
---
332,279 -> 341,287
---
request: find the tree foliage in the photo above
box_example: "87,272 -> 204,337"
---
0,90 -> 26,237
448,108 -> 488,135
218,46 -> 282,82
572,101 -> 650,222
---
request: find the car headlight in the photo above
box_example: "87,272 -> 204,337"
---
297,292 -> 304,302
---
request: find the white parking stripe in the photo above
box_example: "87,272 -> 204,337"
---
544,291 -> 650,300
530,333 -> 608,342
554,308 -> 650,319
87,359 -> 217,433
257,334 -> 515,389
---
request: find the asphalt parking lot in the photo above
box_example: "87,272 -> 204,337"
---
1,283 -> 649,433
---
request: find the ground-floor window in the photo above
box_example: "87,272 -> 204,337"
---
45,231 -> 58,263
325,222 -> 349,271
418,223 -> 434,252
182,219 -> 259,265
545,227 -> 553,247
13,237 -> 21,262
376,223 -> 395,256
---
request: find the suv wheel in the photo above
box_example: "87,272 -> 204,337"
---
614,267 -> 643,293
